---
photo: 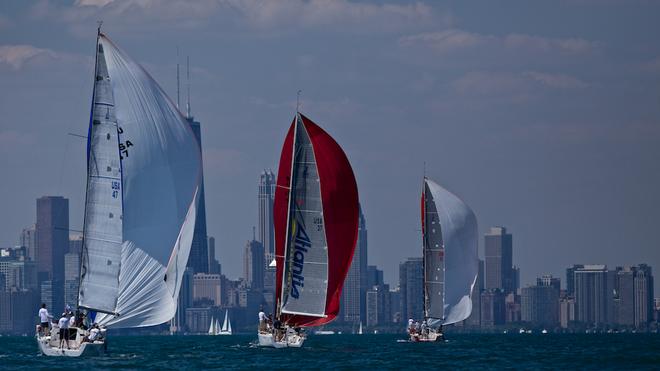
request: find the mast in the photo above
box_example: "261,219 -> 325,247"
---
277,113 -> 299,321
421,177 -> 428,320
76,24 -> 103,312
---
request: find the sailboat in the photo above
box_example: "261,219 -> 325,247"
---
208,317 -> 216,335
358,321 -> 363,335
409,177 -> 478,342
36,27 -> 201,357
258,112 -> 359,348
217,310 -> 232,335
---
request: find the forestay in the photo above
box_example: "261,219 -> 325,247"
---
79,33 -> 201,329
423,179 -> 478,327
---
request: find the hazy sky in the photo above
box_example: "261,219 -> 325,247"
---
1,1 -> 659,294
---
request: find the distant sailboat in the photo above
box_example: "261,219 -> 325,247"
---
208,317 -> 216,335
409,177 -> 478,342
218,310 -> 232,335
36,27 -> 201,357
258,112 -> 359,348
358,322 -> 363,335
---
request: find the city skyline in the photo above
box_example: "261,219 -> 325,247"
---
1,1 -> 660,293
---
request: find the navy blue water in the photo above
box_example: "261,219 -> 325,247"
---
2,334 -> 659,369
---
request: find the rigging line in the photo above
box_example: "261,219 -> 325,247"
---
68,133 -> 88,139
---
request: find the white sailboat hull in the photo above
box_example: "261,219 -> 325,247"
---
36,327 -> 106,357
409,328 -> 444,343
257,331 -> 305,348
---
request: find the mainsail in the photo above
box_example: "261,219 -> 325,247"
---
78,32 -> 201,329
274,113 -> 359,327
422,178 -> 478,327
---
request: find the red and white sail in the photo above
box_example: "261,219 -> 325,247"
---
274,113 -> 359,327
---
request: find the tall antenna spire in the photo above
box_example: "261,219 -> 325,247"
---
252,226 -> 256,241
176,47 -> 180,109
296,90 -> 302,113
186,56 -> 191,119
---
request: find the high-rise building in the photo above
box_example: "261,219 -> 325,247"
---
559,296 -> 576,328
565,264 -> 584,297
193,273 -> 222,306
634,264 -> 654,328
63,252 -> 79,308
0,249 -> 37,292
171,267 -> 194,333
480,289 -> 506,328
366,284 -> 390,327
574,265 -> 611,326
186,115 -> 209,274
537,275 -> 561,292
258,170 -> 276,261
208,236 -> 221,275
521,283 -> 559,326
36,196 -> 68,313
20,225 -> 37,262
341,206 -> 368,324
484,227 -> 514,294
613,266 -> 635,326
243,238 -> 265,290
399,257 -> 423,321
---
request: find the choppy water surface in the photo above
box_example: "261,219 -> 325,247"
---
1,333 -> 659,370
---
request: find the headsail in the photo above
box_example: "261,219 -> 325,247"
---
422,178 -> 478,326
79,33 -> 201,329
77,33 -> 123,315
274,113 -> 359,327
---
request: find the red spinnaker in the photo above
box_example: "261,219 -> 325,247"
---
274,113 -> 359,327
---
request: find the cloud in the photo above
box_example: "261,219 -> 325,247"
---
33,0 -> 437,35
399,29 -> 598,55
0,45 -> 57,69
399,29 -> 492,53
523,71 -> 589,89
452,70 -> 588,98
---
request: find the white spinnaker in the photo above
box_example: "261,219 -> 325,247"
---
94,35 -> 201,328
78,39 -> 123,314
425,179 -> 478,326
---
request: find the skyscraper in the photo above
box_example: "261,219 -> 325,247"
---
186,114 -> 209,274
634,264 -> 654,328
36,196 -> 68,312
614,266 -> 635,326
20,225 -> 37,262
484,227 -> 514,294
244,238 -> 265,290
341,205 -> 368,324
63,251 -> 79,308
521,280 -> 559,326
574,265 -> 611,326
258,170 -> 276,261
565,264 -> 584,297
208,236 -> 221,275
399,257 -> 423,321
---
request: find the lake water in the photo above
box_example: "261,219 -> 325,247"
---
2,333 -> 659,369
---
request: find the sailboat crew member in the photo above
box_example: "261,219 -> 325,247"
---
58,313 -> 70,349
38,303 -> 53,336
258,307 -> 267,332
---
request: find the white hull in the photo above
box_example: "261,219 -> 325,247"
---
409,328 -> 444,343
258,331 -> 305,348
36,327 -> 106,357
216,331 -> 232,336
